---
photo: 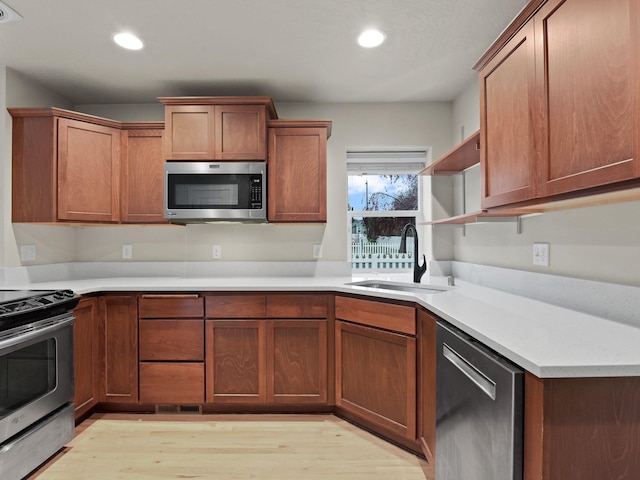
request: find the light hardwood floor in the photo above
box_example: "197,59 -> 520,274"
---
28,413 -> 431,480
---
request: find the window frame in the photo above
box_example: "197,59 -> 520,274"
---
346,149 -> 429,272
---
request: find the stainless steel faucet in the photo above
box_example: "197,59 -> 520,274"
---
399,223 -> 427,283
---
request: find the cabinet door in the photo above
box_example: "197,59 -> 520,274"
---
121,129 -> 166,223
267,320 -> 328,404
73,297 -> 100,419
336,320 -> 416,441
480,21 -> 537,208
268,127 -> 327,222
534,0 -> 640,197
100,295 -> 138,403
417,309 -> 437,472
214,105 -> 267,160
57,118 -> 121,222
164,105 -> 215,160
205,320 -> 267,403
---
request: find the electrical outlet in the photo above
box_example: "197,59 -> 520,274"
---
212,245 -> 222,259
122,244 -> 133,260
533,242 -> 550,267
20,244 -> 36,262
313,244 -> 323,259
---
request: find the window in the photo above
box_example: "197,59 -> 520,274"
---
347,150 -> 427,271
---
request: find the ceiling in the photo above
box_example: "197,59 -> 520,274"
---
0,0 -> 529,105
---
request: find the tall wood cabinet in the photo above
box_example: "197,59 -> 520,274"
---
159,97 -> 277,161
477,0 -> 640,209
267,120 -> 332,223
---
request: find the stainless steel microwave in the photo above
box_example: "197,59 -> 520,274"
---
164,161 -> 266,222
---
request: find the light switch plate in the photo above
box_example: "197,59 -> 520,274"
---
533,242 -> 550,267
313,244 -> 323,259
212,245 -> 222,259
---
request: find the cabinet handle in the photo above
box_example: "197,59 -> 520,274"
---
443,343 -> 496,400
140,294 -> 200,299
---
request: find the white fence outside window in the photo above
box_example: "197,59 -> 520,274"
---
351,237 -> 414,270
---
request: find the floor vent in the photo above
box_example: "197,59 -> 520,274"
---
155,404 -> 203,415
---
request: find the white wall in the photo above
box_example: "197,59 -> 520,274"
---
72,101 -> 452,264
450,80 -> 640,287
2,67 -> 76,268
1,77 -> 454,267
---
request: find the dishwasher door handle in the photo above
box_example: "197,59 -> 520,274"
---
443,343 -> 497,400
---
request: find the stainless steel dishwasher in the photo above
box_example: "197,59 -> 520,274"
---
436,321 -> 524,480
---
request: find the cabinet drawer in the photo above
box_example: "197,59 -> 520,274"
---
139,295 -> 204,318
335,296 -> 415,335
206,295 -> 266,318
139,319 -> 204,361
139,362 -> 204,404
266,294 -> 328,318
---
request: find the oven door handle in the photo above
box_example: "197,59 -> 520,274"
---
0,313 -> 75,350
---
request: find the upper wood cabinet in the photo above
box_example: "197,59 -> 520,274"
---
58,118 -> 121,222
476,0 -> 640,209
534,0 -> 640,198
10,108 -> 122,223
479,21 -> 537,208
9,109 -> 166,224
267,120 -> 332,223
159,97 -> 277,161
120,126 -> 166,223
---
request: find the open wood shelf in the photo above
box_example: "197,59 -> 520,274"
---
421,209 -> 542,225
419,130 -> 480,176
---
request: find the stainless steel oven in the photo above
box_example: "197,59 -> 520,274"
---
0,290 -> 79,480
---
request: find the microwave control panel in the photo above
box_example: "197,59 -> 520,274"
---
250,176 -> 263,209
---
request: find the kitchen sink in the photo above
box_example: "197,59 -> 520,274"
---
347,280 -> 448,294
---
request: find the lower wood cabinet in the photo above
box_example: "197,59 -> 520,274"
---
73,296 -> 100,420
335,295 -> 417,448
269,320 -> 328,404
205,320 -> 267,403
417,308 -> 437,472
100,295 -> 138,403
138,295 -> 205,404
139,363 -> 205,404
204,293 -> 330,406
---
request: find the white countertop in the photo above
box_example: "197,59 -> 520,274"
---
10,272 -> 640,379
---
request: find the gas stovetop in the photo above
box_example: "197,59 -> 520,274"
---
0,290 -> 80,329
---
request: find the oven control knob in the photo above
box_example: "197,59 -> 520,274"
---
63,290 -> 75,298
53,291 -> 65,300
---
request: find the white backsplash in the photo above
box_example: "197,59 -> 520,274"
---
452,261 -> 640,329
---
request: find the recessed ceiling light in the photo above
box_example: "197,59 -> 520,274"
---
0,1 -> 23,23
113,32 -> 144,50
357,29 -> 386,48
